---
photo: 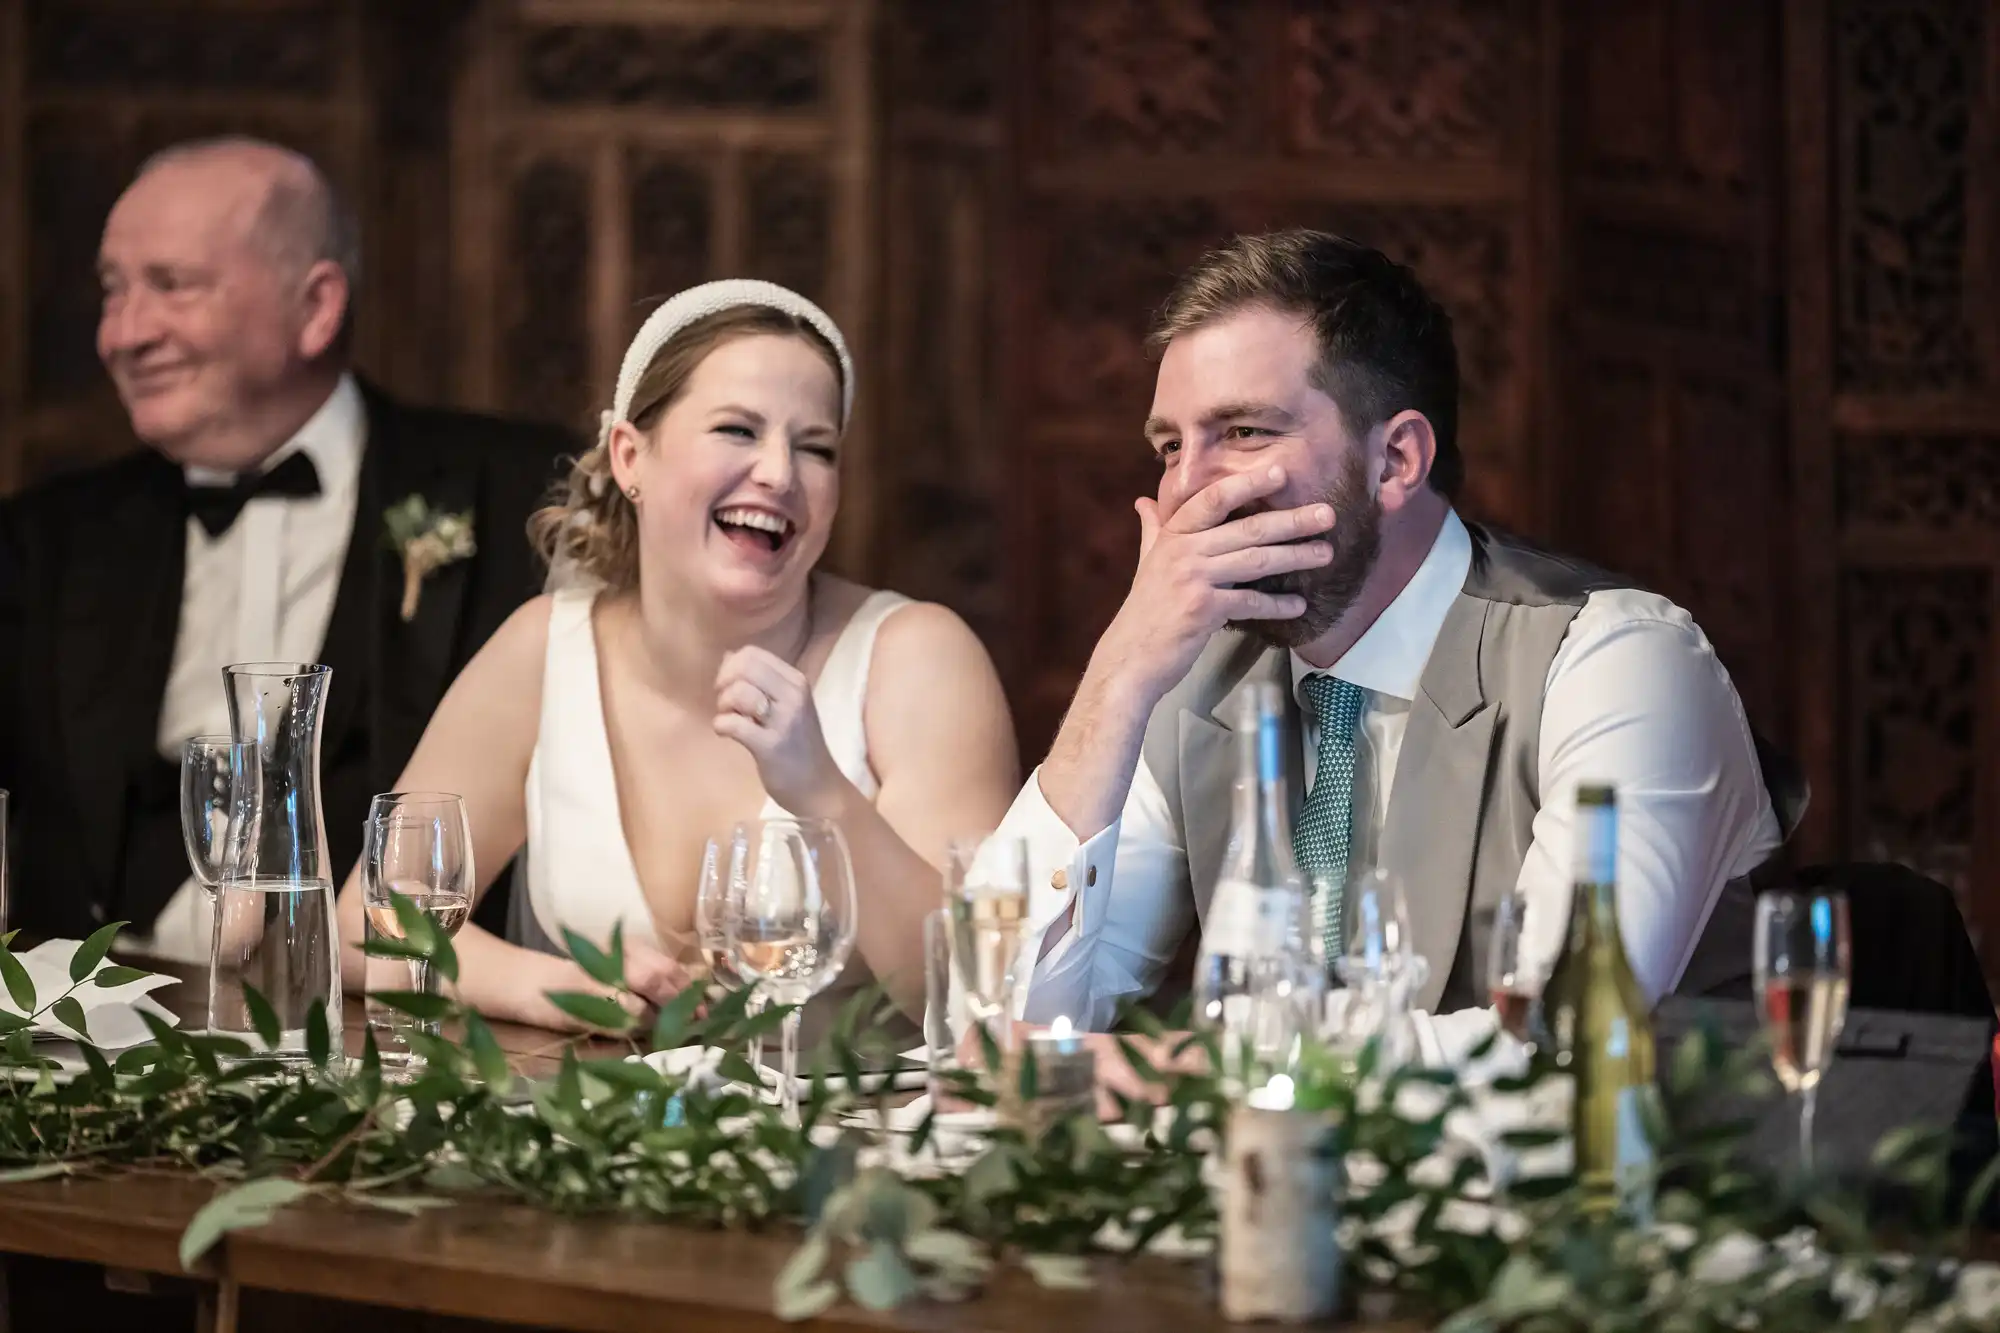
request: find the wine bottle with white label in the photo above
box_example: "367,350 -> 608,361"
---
1542,783 -> 1661,1222
1192,681 -> 1322,1095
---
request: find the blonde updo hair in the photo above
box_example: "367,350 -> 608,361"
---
530,304 -> 846,591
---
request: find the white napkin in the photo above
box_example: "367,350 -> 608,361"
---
0,940 -> 182,1050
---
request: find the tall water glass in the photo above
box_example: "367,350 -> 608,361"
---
211,663 -> 340,1062
724,818 -> 857,1125
1754,890 -> 1853,1175
363,793 -> 474,1069
181,737 -> 257,895
922,906 -> 962,1102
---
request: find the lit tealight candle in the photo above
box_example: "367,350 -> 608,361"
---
1244,1074 -> 1296,1112
1010,1015 -> 1095,1129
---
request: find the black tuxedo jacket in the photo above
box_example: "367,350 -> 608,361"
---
0,380 -> 572,940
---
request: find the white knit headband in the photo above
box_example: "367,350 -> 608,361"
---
597,279 -> 854,451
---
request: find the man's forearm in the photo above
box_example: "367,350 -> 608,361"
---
1035,658 -> 1159,844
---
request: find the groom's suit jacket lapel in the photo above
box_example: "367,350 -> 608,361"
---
53,453 -> 187,897
318,384 -> 478,790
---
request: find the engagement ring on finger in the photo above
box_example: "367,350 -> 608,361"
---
752,690 -> 772,723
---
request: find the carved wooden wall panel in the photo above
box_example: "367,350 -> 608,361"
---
1004,0 -> 1551,753
449,0 -> 879,571
1793,0 -> 2000,964
870,0 -> 1006,644
1553,0 -> 1787,747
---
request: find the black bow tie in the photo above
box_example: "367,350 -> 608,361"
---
184,452 -> 322,537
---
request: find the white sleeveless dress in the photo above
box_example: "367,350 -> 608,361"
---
523,583 -> 911,957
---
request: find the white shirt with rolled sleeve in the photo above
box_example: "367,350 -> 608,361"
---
1000,510 -> 1783,1048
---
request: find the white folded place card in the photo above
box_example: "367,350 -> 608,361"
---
0,939 -> 183,1050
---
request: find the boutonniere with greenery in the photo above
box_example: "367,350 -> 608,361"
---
383,495 -> 476,622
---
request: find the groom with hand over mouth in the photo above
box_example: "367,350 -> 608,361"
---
994,229 -> 1804,1081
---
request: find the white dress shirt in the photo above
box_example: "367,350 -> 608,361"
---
140,374 -> 367,962
999,509 -> 1783,1044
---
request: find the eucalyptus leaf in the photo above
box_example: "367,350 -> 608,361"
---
545,991 -> 635,1034
243,985 -> 283,1049
563,929 -> 622,989
359,935 -> 432,962
305,1001 -> 331,1068
68,920 -> 129,982
49,996 -> 90,1040
463,1011 -> 511,1090
388,890 -> 442,958
775,1230 -> 829,1298
846,1241 -> 919,1311
1484,1256 -> 1573,1318
430,930 -> 459,986
650,982 -> 706,1051
904,1228 -> 988,1276
0,949 -> 34,1013
179,1178 -> 313,1269
369,990 -> 454,1022
351,1193 -> 453,1216
774,1277 -> 839,1322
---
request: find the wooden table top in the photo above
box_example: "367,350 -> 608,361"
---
0,951 -> 1241,1333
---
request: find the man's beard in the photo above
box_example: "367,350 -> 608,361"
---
1227,450 -> 1382,649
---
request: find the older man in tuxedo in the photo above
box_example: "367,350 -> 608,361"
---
997,229 -> 1806,1063
0,137 -> 569,957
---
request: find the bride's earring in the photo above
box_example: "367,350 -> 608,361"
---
625,485 -> 640,502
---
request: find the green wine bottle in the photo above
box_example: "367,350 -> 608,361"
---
1542,784 -> 1661,1222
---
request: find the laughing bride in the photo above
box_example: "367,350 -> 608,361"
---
334,280 -> 1020,1029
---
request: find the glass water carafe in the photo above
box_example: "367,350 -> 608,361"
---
210,662 -> 341,1062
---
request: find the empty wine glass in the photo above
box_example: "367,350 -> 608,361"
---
1334,869 -> 1428,1068
724,818 -> 858,1125
362,792 -> 475,1071
180,736 -> 256,895
1340,868 -> 1419,982
1754,889 -> 1853,1176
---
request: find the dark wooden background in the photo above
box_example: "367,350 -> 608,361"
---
0,0 -> 1996,970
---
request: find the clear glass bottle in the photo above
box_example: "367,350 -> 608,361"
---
1193,682 -> 1323,1096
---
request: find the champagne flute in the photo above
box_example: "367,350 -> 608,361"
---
362,792 -> 475,1071
180,736 -> 256,895
1753,889 -> 1852,1176
944,837 -> 1031,1069
724,818 -> 857,1125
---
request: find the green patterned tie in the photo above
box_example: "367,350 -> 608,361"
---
1294,673 -> 1368,968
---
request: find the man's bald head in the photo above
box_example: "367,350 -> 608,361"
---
97,137 -> 357,470
136,137 -> 361,288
